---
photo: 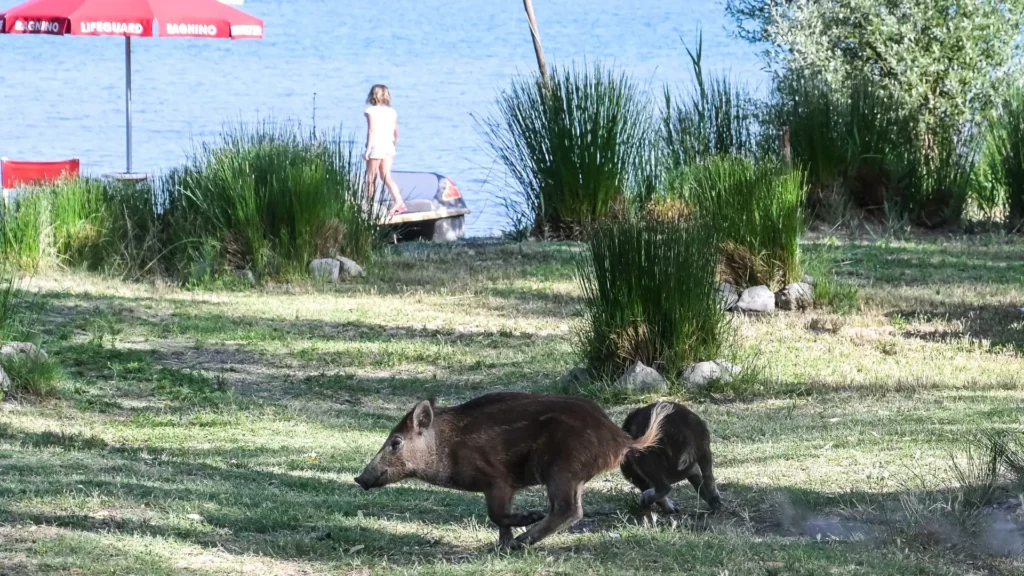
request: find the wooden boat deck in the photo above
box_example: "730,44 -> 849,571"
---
379,207 -> 470,225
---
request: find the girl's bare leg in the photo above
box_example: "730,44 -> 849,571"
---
379,155 -> 405,211
365,159 -> 382,211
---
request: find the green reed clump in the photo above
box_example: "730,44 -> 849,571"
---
662,33 -> 757,170
979,87 -> 1024,230
769,74 -> 913,217
575,217 -> 725,379
483,63 -> 653,239
49,177 -> 111,269
0,176 -> 163,277
162,123 -> 376,280
684,156 -> 804,290
0,265 -> 21,342
0,188 -> 53,271
769,72 -> 974,227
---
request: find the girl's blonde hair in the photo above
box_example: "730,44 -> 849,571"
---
367,84 -> 392,106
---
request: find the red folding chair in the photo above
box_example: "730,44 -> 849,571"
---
1,157 -> 81,204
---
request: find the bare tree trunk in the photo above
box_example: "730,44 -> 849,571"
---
523,0 -> 548,81
780,126 -> 792,168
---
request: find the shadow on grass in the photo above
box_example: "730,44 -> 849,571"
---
0,423 -> 479,562
804,238 -> 1024,288
2,422 -> 1015,569
884,301 -> 1024,352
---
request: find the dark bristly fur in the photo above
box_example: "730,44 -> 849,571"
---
354,392 -> 673,548
621,402 -> 721,514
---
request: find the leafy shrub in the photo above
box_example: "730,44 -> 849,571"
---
683,156 -> 804,289
161,123 -> 376,280
575,216 -> 725,379
483,63 -> 653,239
727,0 -> 1024,135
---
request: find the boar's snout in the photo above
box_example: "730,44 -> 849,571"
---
354,466 -> 382,490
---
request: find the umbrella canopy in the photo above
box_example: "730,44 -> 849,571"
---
0,0 -> 264,174
0,0 -> 263,38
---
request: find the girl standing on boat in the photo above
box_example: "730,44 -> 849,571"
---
364,84 -> 406,216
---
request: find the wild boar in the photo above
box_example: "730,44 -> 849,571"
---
620,401 -> 721,513
354,391 -> 672,548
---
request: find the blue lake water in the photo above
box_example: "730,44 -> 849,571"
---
0,0 -> 768,235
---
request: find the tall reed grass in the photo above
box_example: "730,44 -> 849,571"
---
575,217 -> 725,379
50,177 -> 109,269
0,177 -> 163,277
769,74 -> 912,216
980,87 -> 1024,230
162,124 -> 374,280
483,63 -> 653,238
769,73 -> 973,227
684,156 -> 804,289
662,34 -> 757,170
0,265 -> 21,342
0,189 -> 52,270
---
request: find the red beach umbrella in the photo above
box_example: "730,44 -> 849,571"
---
0,0 -> 264,175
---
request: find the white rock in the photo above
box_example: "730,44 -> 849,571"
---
615,361 -> 668,393
0,365 -> 9,394
309,258 -> 341,282
714,359 -> 744,377
681,360 -> 742,389
234,269 -> 256,284
561,366 -> 593,394
718,283 -> 739,311
0,342 -> 46,360
801,274 -> 816,286
736,285 -> 776,313
776,282 -> 814,311
337,257 -> 366,278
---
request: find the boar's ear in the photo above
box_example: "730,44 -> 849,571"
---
412,400 -> 433,433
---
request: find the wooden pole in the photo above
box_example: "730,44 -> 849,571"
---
780,126 -> 792,168
523,0 -> 548,81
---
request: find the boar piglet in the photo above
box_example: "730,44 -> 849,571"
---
620,401 -> 721,513
355,392 -> 672,548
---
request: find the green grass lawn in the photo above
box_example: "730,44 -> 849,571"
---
1,236 -> 1023,575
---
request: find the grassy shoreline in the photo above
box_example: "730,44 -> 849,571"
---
1,234 -> 1023,574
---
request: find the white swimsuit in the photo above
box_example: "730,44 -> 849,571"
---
365,105 -> 397,159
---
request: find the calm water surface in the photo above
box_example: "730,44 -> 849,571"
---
0,0 -> 767,235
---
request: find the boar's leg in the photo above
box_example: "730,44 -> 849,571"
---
486,485 -> 546,546
623,455 -> 678,514
620,454 -> 651,494
639,478 -> 677,515
514,478 -> 584,547
686,455 -> 722,510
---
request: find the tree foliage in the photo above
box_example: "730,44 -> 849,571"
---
726,0 -> 1024,127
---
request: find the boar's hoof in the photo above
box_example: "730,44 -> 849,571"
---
656,498 -> 679,515
500,537 -> 526,551
518,511 -> 546,526
639,488 -> 658,509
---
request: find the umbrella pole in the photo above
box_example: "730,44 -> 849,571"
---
125,36 -> 132,174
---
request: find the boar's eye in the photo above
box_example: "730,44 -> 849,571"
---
389,437 -> 403,451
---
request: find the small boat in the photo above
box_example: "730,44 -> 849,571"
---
376,171 -> 470,242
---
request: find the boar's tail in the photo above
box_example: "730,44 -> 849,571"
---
627,401 -> 674,453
